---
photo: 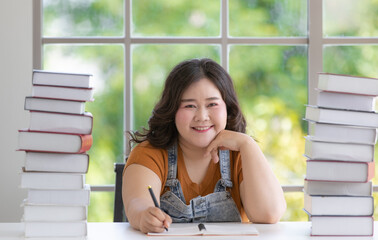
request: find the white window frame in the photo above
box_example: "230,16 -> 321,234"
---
32,0 -> 378,193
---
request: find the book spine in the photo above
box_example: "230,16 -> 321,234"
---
79,135 -> 93,153
367,162 -> 375,182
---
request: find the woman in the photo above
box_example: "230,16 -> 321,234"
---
122,58 -> 286,233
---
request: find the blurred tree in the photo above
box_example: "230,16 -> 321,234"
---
42,0 -> 377,223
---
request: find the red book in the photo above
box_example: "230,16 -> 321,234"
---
18,129 -> 92,153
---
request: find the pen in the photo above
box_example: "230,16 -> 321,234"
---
148,185 -> 168,231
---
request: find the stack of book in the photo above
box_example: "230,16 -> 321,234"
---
303,73 -> 378,236
18,70 -> 94,239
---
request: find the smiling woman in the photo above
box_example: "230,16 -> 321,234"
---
122,58 -> 286,233
175,78 -> 228,151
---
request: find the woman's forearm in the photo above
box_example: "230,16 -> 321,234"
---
240,139 -> 286,223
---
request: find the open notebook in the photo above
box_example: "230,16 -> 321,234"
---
147,222 -> 259,237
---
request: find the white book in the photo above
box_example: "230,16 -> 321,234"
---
310,216 -> 374,236
23,237 -> 86,240
316,90 -> 376,112
25,97 -> 85,115
304,180 -> 373,196
307,121 -> 377,145
24,221 -> 87,238
305,105 -> 378,128
25,185 -> 90,205
32,70 -> 93,88
32,85 -> 94,101
304,194 -> 374,216
148,222 -> 258,237
24,152 -> 89,173
304,138 -> 374,162
23,204 -> 87,221
306,160 -> 375,182
318,73 -> 378,96
29,111 -> 93,135
18,130 -> 92,153
20,172 -> 85,190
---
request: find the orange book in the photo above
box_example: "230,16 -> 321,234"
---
18,129 -> 92,153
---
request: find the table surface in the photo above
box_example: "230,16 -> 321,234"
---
0,222 -> 376,240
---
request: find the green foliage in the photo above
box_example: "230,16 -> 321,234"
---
323,0 -> 378,37
42,0 -> 378,223
229,0 -> 307,37
132,0 -> 220,36
43,0 -> 124,36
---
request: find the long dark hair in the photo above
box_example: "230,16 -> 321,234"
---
128,58 -> 246,148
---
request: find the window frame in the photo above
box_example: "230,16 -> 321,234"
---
32,0 -> 378,193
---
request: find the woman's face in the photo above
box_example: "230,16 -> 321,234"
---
175,78 -> 227,150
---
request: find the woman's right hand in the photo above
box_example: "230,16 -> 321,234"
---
139,207 -> 172,233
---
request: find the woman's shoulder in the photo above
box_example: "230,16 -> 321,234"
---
129,141 -> 167,162
132,140 -> 164,152
126,141 -> 168,185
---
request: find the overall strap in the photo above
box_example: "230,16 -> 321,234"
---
214,150 -> 233,192
164,143 -> 186,203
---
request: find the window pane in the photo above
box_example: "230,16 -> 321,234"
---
229,0 -> 307,37
132,0 -> 220,37
323,0 -> 378,37
88,191 -> 114,222
43,0 -> 124,37
229,45 -> 308,186
283,192 -> 308,221
324,45 -> 378,77
43,44 -> 125,186
132,45 -> 220,130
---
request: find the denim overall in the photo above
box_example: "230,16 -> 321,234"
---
160,144 -> 242,223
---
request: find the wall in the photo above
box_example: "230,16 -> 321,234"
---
0,1 -> 32,222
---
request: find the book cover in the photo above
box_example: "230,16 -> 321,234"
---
306,120 -> 377,145
29,111 -> 93,135
32,70 -> 93,88
304,137 -> 375,162
316,90 -> 376,112
20,171 -> 86,190
304,180 -> 373,196
25,185 -> 90,205
305,160 -> 375,183
18,129 -> 92,153
23,205 -> 87,222
304,194 -> 374,216
24,221 -> 87,238
24,152 -> 89,173
318,73 -> 378,96
32,84 -> 94,102
305,105 -> 378,128
24,97 -> 86,115
309,215 -> 374,236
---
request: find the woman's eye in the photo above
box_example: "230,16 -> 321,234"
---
208,103 -> 218,107
184,104 -> 196,108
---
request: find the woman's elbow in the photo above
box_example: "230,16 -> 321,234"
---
250,202 -> 287,224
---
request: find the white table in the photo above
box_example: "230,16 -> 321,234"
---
0,222 -> 375,240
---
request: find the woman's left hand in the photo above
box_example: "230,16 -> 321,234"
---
205,130 -> 252,163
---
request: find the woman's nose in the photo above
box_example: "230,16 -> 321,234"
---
194,107 -> 209,121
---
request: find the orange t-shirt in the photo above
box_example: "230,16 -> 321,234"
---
124,141 -> 249,222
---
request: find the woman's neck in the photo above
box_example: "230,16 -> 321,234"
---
178,139 -> 214,184
178,140 -> 210,163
